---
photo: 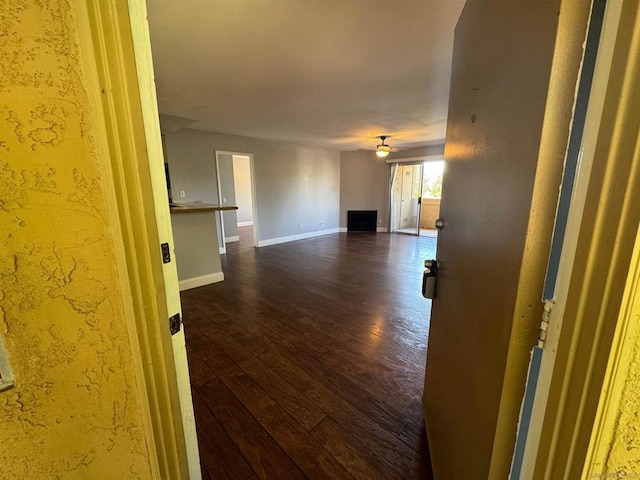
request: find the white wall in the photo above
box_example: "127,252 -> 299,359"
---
164,129 -> 340,244
233,155 -> 253,224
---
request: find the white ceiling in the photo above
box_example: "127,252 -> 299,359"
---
146,0 -> 466,151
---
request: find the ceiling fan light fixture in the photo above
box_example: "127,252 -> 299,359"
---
374,135 -> 391,157
376,148 -> 390,158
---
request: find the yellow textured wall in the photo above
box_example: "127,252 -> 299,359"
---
587,229 -> 640,477
602,326 -> 640,474
0,1 -> 154,477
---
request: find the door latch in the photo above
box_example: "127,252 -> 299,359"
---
423,259 -> 438,299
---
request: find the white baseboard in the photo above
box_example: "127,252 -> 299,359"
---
258,228 -> 340,247
179,272 -> 224,291
237,221 -> 253,227
225,235 -> 240,243
338,227 -> 387,233
219,247 -> 226,255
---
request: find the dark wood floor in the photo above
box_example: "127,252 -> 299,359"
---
181,229 -> 437,479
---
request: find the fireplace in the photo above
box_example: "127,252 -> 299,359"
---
347,210 -> 377,232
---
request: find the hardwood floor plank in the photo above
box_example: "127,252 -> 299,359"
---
201,466 -> 212,480
183,231 -> 436,480
320,347 -> 424,417
399,418 -> 432,456
296,313 -> 428,372
191,388 -> 253,480
258,347 -> 425,478
245,304 -> 332,359
195,335 -> 354,479
198,379 -> 306,480
226,322 -> 272,356
208,331 -> 327,431
185,344 -> 217,388
257,330 -> 408,436
310,416 -> 386,480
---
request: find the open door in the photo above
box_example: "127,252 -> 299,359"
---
422,0 -> 592,478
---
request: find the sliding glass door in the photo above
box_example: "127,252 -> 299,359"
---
390,160 -> 444,236
391,163 -> 423,235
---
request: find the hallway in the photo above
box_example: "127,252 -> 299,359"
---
181,232 -> 437,479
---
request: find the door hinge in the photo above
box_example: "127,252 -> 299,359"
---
161,242 -> 171,264
169,313 -> 181,335
537,300 -> 555,348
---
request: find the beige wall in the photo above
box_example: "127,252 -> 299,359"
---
0,1 -> 154,477
164,129 -> 340,243
339,151 -> 390,229
171,211 -> 222,284
340,145 -> 444,230
420,198 -> 441,229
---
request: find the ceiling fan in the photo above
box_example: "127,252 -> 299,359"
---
359,135 -> 408,158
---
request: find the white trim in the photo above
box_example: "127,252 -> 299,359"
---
218,246 -> 226,255
225,235 -> 240,243
216,150 -> 249,156
386,154 -> 444,164
178,272 -> 224,291
237,221 -> 253,227
258,228 -> 340,247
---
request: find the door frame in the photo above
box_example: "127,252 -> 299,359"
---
387,155 -> 444,235
85,0 -> 195,477
518,0 -> 640,476
392,162 -> 424,235
215,150 -> 259,250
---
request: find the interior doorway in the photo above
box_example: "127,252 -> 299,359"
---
214,150 -> 258,253
390,160 -> 444,237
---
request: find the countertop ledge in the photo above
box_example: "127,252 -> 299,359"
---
170,203 -> 238,213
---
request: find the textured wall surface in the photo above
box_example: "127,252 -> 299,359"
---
602,323 -> 640,475
0,1 -> 154,477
